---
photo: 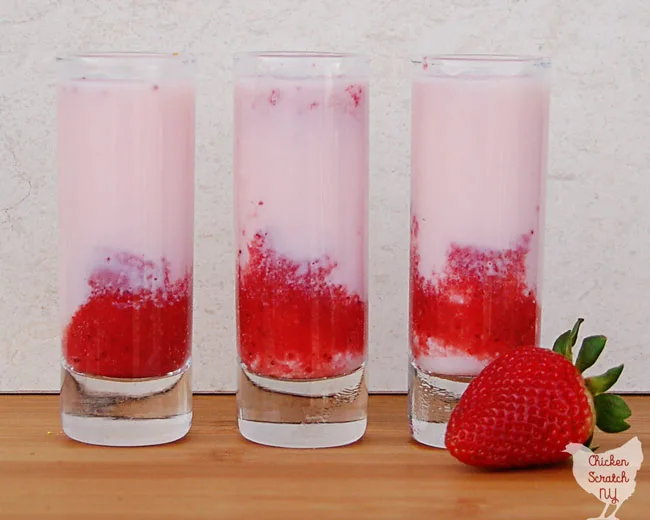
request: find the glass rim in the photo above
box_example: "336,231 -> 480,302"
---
411,53 -> 550,66
234,50 -> 367,60
56,51 -> 195,64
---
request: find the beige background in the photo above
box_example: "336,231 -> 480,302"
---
1,0 -> 648,392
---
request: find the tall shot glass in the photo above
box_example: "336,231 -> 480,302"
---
234,52 -> 370,448
408,55 -> 551,448
58,53 -> 196,446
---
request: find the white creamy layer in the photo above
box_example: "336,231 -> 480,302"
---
234,77 -> 369,297
413,338 -> 489,376
58,79 -> 195,324
410,75 -> 550,288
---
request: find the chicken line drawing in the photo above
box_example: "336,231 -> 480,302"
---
565,436 -> 643,520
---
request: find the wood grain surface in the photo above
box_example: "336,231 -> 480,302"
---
0,395 -> 648,519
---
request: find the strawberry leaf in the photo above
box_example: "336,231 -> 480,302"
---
552,330 -> 570,356
586,365 -> 624,396
594,394 -> 631,433
575,335 -> 607,373
552,318 -> 584,362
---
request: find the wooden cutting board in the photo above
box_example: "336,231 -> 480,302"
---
0,395 -> 648,519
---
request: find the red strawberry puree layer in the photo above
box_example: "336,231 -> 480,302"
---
237,233 -> 366,380
64,253 -> 192,379
410,218 -> 538,371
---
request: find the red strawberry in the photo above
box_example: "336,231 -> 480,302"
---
445,318 -> 631,469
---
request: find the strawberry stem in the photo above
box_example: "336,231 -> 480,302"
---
554,318 -> 631,438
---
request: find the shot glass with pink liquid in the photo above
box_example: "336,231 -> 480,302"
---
58,53 -> 196,446
408,55 -> 551,448
234,52 -> 369,448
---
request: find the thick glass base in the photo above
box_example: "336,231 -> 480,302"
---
238,418 -> 367,449
60,361 -> 192,447
237,363 -> 367,448
408,361 -> 472,449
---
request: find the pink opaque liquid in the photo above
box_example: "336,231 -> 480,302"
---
58,78 -> 195,377
410,70 -> 549,376
234,76 -> 369,380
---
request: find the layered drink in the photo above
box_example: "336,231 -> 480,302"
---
234,52 -> 369,448
409,55 -> 551,447
58,53 -> 195,446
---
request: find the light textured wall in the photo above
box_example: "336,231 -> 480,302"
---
1,0 -> 648,392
